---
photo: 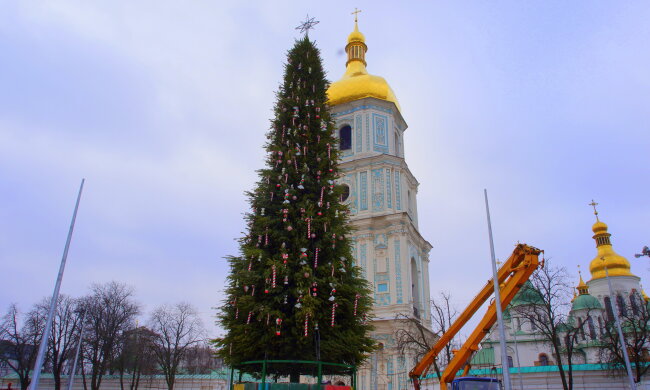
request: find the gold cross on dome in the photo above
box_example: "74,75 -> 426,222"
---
352,8 -> 362,23
588,199 -> 599,221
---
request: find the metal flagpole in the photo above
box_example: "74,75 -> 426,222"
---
603,258 -> 637,390
484,189 -> 512,390
66,309 -> 86,390
512,326 -> 524,390
30,179 -> 85,390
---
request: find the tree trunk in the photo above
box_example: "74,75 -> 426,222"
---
20,375 -> 30,390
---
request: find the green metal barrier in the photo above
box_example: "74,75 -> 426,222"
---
230,360 -> 356,390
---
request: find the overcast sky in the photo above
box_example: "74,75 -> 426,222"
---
1,2 -> 649,337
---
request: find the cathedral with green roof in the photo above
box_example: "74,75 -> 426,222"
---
467,210 -> 648,388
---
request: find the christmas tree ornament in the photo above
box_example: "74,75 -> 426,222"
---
331,303 -> 338,327
235,307 -> 239,320
312,282 -> 318,296
354,293 -> 360,317
247,311 -> 252,324
272,265 -> 277,288
251,285 -> 256,296
275,318 -> 282,336
304,314 -> 309,337
306,217 -> 311,238
314,247 -> 320,268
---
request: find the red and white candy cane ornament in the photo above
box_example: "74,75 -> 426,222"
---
246,311 -> 252,324
327,143 -> 331,160
314,248 -> 319,268
271,265 -> 277,288
306,218 -> 311,239
354,293 -> 360,317
331,303 -> 338,327
304,314 -> 309,337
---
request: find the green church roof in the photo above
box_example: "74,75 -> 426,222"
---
572,293 -> 602,311
470,347 -> 495,365
509,281 -> 544,307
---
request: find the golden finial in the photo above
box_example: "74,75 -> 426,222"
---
576,265 -> 588,294
589,199 -> 600,222
352,8 -> 362,23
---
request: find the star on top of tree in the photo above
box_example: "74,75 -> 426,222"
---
296,14 -> 319,37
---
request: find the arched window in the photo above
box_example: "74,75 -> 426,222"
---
617,295 -> 628,317
407,190 -> 412,212
394,133 -> 399,156
598,316 -> 604,335
630,290 -> 640,316
539,354 -> 549,366
340,184 -> 350,202
411,257 -> 420,318
507,356 -> 514,368
339,125 -> 352,150
587,316 -> 597,340
604,296 -> 614,320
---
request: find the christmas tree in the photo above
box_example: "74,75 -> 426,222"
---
214,32 -> 374,379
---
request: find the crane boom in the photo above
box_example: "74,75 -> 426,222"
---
409,243 -> 542,390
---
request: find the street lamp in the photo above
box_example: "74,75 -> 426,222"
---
602,256 -> 636,389
634,246 -> 649,259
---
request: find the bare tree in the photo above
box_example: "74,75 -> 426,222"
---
0,304 -> 45,390
599,289 -> 650,382
82,282 -> 140,390
395,292 -> 456,380
149,302 -> 205,390
31,295 -> 84,390
510,262 -> 588,390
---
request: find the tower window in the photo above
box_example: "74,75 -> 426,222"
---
587,316 -> 597,339
339,125 -> 352,150
617,295 -> 628,317
604,296 -> 614,320
340,184 -> 350,202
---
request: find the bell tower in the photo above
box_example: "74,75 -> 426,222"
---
327,15 -> 432,390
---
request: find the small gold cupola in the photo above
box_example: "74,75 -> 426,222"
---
346,18 -> 367,66
576,270 -> 589,295
587,201 -> 635,280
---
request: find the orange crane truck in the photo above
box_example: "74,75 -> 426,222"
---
409,243 -> 543,390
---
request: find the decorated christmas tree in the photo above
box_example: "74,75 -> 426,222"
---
214,27 -> 374,379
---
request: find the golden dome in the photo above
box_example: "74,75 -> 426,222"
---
588,218 -> 635,280
327,21 -> 401,111
592,221 -> 608,234
347,22 -> 365,44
